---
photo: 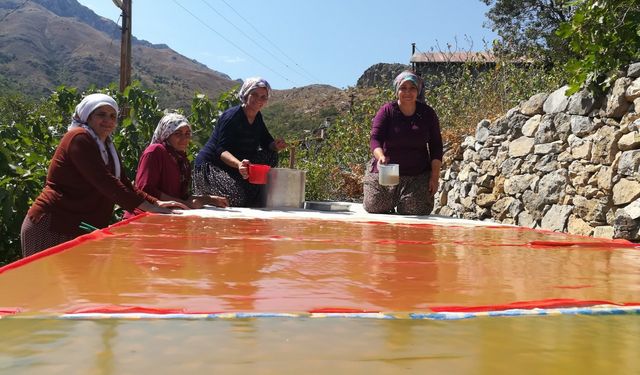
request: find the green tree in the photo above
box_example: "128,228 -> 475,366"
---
557,0 -> 640,94
0,87 -> 78,265
482,0 -> 578,60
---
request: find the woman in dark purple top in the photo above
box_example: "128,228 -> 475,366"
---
363,71 -> 443,215
193,77 -> 287,207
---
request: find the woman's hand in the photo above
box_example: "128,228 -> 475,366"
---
272,138 -> 287,151
428,170 -> 440,195
429,160 -> 442,196
190,195 -> 229,209
373,147 -> 386,165
138,200 -> 185,214
238,159 -> 250,179
208,195 -> 229,208
157,200 -> 190,210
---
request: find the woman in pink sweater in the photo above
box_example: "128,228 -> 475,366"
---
129,113 -> 228,215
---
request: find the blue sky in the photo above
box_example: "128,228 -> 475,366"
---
77,0 -> 497,90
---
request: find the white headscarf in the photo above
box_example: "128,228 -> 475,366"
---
238,77 -> 271,104
150,113 -> 190,145
68,93 -> 121,178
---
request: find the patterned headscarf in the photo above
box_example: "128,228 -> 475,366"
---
150,113 -> 190,145
67,93 -> 121,178
238,77 -> 271,104
151,113 -> 192,200
393,71 -> 423,96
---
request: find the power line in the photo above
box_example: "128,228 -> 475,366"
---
171,0 -> 294,85
200,0 -> 308,85
218,0 -> 321,83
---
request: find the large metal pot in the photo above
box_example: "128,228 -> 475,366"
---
261,168 -> 306,208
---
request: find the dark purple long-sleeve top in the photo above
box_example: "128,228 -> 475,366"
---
369,101 -> 443,176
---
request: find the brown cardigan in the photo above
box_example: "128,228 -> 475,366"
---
27,127 -> 157,236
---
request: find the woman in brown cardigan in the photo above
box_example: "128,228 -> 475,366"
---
20,93 -> 187,257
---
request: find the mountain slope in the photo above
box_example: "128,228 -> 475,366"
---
0,0 -> 236,107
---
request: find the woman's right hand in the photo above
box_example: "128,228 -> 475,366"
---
138,200 -> 185,214
373,147 -> 387,166
190,195 -> 229,209
157,200 -> 189,210
238,159 -> 250,179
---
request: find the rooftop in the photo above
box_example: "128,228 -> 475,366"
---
410,51 -> 496,64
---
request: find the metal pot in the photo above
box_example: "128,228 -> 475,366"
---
261,168 -> 306,208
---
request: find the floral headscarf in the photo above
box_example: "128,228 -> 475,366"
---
68,93 -> 121,178
151,113 -> 192,200
238,77 -> 271,104
150,113 -> 190,145
393,71 -> 423,96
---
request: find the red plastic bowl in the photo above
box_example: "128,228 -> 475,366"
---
248,164 -> 270,184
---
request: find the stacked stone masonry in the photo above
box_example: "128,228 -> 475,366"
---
434,62 -> 640,240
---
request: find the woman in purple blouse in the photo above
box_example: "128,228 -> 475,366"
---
363,71 -> 443,215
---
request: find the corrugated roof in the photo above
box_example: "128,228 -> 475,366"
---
410,51 -> 496,63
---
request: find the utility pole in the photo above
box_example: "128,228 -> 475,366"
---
113,0 -> 132,92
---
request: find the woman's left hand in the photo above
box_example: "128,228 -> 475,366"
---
428,171 -> 439,195
272,138 -> 287,151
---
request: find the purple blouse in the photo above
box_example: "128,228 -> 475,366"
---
370,101 -> 443,176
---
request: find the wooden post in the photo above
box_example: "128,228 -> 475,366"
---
289,145 -> 295,169
119,0 -> 132,93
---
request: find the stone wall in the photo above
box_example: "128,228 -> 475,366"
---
434,62 -> 640,241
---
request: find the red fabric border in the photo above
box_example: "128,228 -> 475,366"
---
0,213 -> 152,275
429,298 -> 640,313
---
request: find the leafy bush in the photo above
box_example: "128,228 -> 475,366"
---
425,60 -> 565,145
0,88 -> 78,264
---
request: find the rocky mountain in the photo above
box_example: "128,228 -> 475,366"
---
356,63 -> 409,88
0,0 -> 238,107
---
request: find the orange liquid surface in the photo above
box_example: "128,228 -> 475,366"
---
1,215 -> 639,314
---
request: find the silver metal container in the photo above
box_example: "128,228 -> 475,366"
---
261,168 -> 306,208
